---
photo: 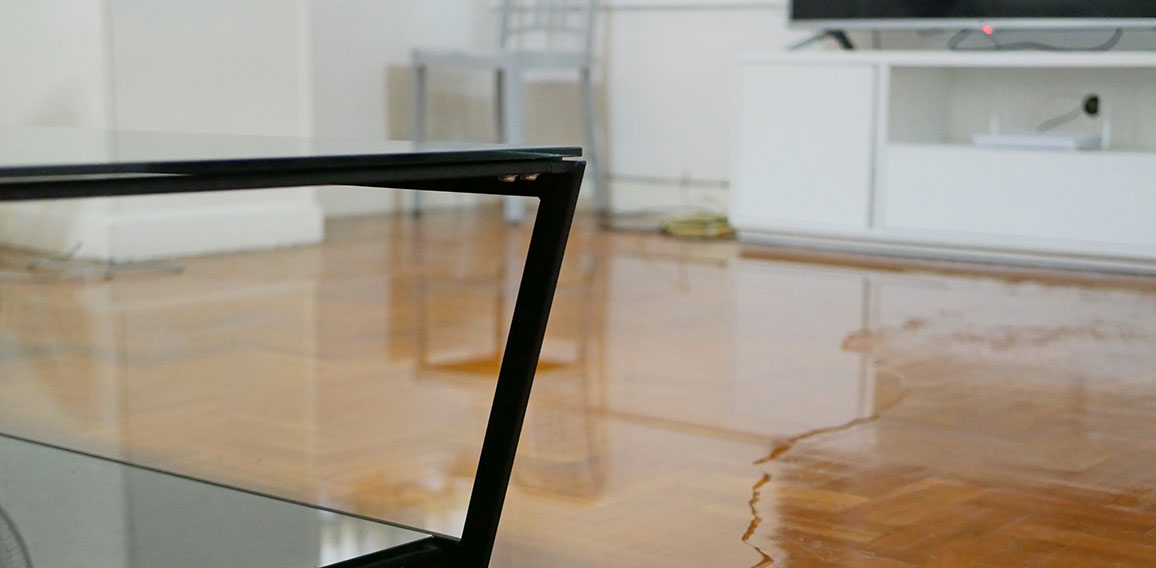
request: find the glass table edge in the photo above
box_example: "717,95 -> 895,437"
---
0,147 -> 584,180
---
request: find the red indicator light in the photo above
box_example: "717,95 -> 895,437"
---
982,25 -> 995,35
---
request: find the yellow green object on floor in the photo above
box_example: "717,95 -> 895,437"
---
660,213 -> 736,240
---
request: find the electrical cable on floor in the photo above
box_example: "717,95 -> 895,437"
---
600,175 -> 735,240
660,212 -> 735,240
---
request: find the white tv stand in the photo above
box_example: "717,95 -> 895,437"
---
730,50 -> 1156,274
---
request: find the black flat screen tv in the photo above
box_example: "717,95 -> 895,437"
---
790,1 -> 1156,30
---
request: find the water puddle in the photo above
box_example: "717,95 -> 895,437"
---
741,312 -> 1156,567
741,416 -> 886,567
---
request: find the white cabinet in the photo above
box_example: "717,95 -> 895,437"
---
882,145 -> 1156,258
731,51 -> 1156,273
731,63 -> 876,233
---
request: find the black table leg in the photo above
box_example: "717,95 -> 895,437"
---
454,166 -> 584,568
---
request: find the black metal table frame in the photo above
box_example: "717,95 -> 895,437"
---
0,154 -> 585,568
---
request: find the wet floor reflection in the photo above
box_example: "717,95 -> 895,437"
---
1,210 -> 1156,566
745,275 -> 1156,567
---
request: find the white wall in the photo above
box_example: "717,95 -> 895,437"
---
103,0 -> 323,260
310,0 -> 491,215
306,2 -> 1156,218
110,0 -> 313,137
0,1 -> 117,259
1,1 -> 801,223
307,1 -> 803,217
0,1 -> 112,128
13,3 -> 1150,226
603,4 -> 801,212
0,0 -> 324,261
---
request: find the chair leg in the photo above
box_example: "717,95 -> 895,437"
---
411,63 -> 429,215
579,66 -> 608,219
494,69 -> 507,143
500,67 -> 526,223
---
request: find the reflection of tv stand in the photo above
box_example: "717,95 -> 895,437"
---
730,50 -> 1156,273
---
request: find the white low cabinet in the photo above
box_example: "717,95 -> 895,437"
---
731,63 -> 876,232
731,51 -> 1156,273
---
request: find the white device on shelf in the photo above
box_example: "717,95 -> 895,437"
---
972,130 -> 1102,151
974,110 -> 1113,151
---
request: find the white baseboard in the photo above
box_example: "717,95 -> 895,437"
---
0,192 -> 324,262
0,200 -> 107,258
605,176 -> 730,215
738,229 -> 1156,276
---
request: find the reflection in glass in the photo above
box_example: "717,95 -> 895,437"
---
0,434 -> 423,568
415,217 -> 608,502
0,504 -> 32,568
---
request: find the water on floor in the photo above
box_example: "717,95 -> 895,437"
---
1,208 -> 1155,567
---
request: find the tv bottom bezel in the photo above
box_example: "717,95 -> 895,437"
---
790,18 -> 1156,31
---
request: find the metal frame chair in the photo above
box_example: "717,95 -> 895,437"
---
412,0 -> 606,222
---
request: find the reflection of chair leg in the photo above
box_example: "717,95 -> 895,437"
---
579,66 -> 608,220
411,64 -> 429,215
513,242 -> 608,501
499,66 -> 526,223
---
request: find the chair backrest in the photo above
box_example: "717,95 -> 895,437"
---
498,0 -> 598,58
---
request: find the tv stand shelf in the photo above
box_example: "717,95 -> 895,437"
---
730,50 -> 1156,273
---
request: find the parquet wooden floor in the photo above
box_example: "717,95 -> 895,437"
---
1,207 -> 1155,566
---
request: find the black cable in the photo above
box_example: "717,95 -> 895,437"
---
1036,108 -> 1083,132
1036,94 -> 1101,132
948,29 -> 998,50
949,28 -> 1124,52
827,30 -> 855,50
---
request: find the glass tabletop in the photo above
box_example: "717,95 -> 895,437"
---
0,434 -> 427,568
0,126 -> 582,178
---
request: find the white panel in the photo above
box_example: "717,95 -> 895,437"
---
883,144 -> 1156,257
107,190 -> 324,262
97,0 -> 323,259
731,62 -> 876,230
0,1 -> 116,254
109,0 -> 311,136
0,0 -> 112,128
605,7 -> 793,181
310,0 -> 483,140
888,68 -> 951,145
